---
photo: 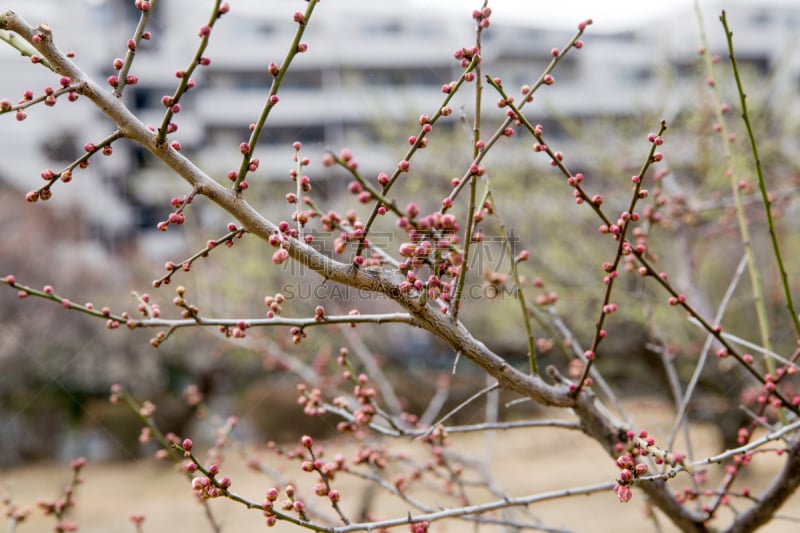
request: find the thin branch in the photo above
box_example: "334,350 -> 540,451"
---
0,26 -> 51,68
418,374 -> 451,427
418,419 -> 582,435
114,0 -> 160,96
667,254 -> 749,448
338,324 -> 405,417
720,10 -> 800,340
686,317 -> 800,371
695,3 -> 775,385
229,1 -> 317,190
330,481 -> 616,532
691,419 -> 800,467
418,382 -> 499,440
450,3 -> 487,322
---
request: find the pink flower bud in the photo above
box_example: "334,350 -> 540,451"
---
616,485 -> 632,503
272,249 -> 289,265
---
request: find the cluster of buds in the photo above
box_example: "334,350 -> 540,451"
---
35,456 -> 86,530
322,147 -> 355,171
453,46 -> 480,69
225,151 -> 257,190
332,213 -> 367,256
190,467 -> 231,499
108,59 -> 140,89
262,484 -> 307,525
346,178 -> 374,205
171,285 -> 198,319
135,293 -> 161,318
289,326 -> 307,344
268,220 -> 299,246
472,6 -> 492,29
296,383 -> 325,416
290,171 -> 312,194
286,435 -> 347,504
531,276 -> 558,307
157,194 -> 193,232
392,206 -> 473,309
15,96 -> 118,204
352,445 -> 389,470
331,363 -> 378,432
264,292 -> 285,318
409,521 -> 430,533
613,429 -> 686,503
319,209 -> 342,232
219,320 -> 249,340
291,208 -> 315,233
1,76 -> 80,124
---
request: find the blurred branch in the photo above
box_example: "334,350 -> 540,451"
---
721,10 -> 800,340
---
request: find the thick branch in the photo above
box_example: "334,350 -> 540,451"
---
725,436 -> 800,533
570,393 -> 709,532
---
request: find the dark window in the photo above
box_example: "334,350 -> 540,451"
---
282,69 -> 323,90
41,133 -> 79,163
352,66 -> 449,87
737,55 -> 770,76
129,87 -> 177,111
361,21 -> 403,35
262,125 -> 325,145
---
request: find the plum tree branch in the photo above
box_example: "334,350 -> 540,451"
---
0,9 -> 577,412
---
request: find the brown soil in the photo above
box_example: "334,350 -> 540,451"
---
5,398 -> 799,532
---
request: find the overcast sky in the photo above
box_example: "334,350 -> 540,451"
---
414,0 -> 791,33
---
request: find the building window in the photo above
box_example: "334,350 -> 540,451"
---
361,21 -> 403,35
262,125 -> 326,145
346,66 -> 449,87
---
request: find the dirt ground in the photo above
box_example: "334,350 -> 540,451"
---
4,398 -> 800,532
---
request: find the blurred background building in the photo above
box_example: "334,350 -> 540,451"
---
2,0 -> 798,247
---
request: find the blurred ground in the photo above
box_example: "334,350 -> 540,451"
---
4,397 -> 800,533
